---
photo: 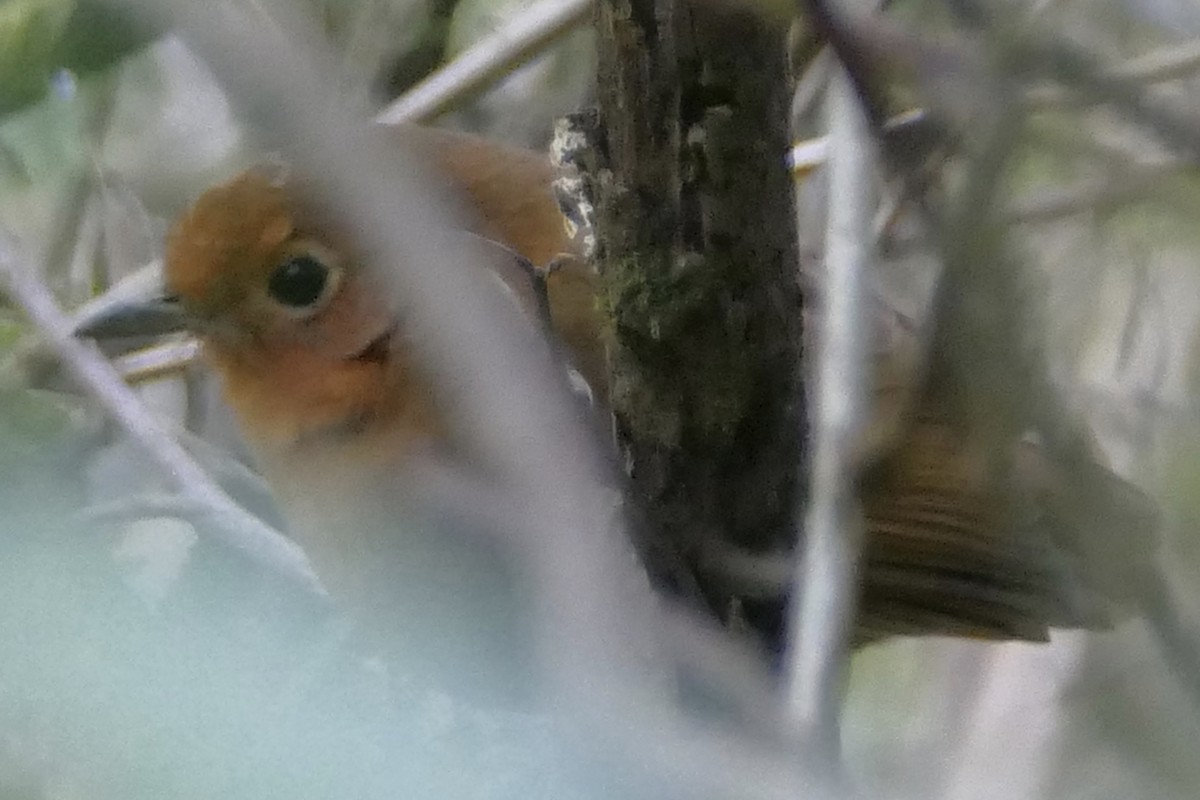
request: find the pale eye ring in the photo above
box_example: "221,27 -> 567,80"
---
267,249 -> 341,315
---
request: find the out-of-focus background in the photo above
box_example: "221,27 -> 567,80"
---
0,1 -> 1197,799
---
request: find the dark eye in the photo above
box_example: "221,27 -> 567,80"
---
268,254 -> 332,308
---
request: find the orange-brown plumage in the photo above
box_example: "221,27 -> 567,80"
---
163,128 -> 583,697
167,169 -> 432,458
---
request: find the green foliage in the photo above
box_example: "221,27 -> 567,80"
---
0,319 -> 77,479
50,2 -> 156,75
0,0 -> 73,115
0,0 -> 157,117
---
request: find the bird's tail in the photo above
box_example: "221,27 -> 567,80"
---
854,408 -> 1158,645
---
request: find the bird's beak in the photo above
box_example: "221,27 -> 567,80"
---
75,295 -> 188,340
73,262 -> 188,341
20,263 -> 198,392
64,262 -> 200,385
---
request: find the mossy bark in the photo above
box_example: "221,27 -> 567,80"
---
593,0 -> 804,633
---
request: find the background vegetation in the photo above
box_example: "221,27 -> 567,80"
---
0,1 -> 1196,798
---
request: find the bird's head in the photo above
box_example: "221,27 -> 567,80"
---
77,127 -> 600,463
163,167 -> 430,455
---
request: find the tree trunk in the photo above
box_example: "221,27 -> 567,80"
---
592,0 -> 804,642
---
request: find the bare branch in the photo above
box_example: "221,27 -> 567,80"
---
0,234 -> 324,596
783,68 -> 874,756
1030,37 -> 1200,107
1006,162 -> 1185,224
374,0 -> 592,126
110,339 -> 201,383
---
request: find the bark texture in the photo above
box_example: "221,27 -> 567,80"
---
592,0 -> 804,635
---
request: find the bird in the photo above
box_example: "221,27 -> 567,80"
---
88,123 -> 1156,690
153,125 -> 613,700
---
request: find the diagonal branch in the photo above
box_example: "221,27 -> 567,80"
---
0,233 -> 324,597
783,66 -> 875,758
375,0 -> 592,126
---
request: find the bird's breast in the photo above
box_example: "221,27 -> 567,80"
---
256,432 -> 534,701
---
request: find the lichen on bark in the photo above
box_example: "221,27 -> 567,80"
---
592,0 -> 805,632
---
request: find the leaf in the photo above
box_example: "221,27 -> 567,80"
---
0,0 -> 160,117
0,0 -> 74,115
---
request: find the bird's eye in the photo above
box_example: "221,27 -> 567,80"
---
267,253 -> 338,311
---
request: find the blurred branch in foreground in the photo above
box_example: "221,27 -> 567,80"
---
0,230 -> 322,594
784,65 -> 874,761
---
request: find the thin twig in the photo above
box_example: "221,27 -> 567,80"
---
875,160 -> 1193,261
804,11 -> 1200,170
80,493 -> 229,526
1006,162 -> 1185,223
1113,37 -> 1200,83
0,234 -> 323,596
791,46 -> 835,132
956,0 -> 1200,163
1029,37 -> 1200,108
788,37 -> 1200,172
1143,570 -> 1200,717
110,339 -> 202,383
374,0 -> 592,126
47,72 -> 122,304
783,67 -> 874,757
